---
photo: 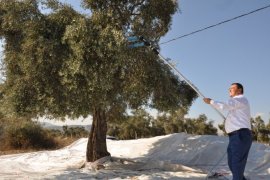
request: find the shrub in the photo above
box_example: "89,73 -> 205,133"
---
5,120 -> 57,150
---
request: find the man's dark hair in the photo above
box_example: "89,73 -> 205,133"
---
232,83 -> 244,94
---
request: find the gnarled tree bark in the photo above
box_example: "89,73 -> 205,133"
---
86,107 -> 110,162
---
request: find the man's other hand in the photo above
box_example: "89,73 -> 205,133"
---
203,98 -> 212,104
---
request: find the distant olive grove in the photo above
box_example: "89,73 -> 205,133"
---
1,109 -> 269,152
107,109 -> 270,144
107,109 -> 218,140
0,110 -> 216,151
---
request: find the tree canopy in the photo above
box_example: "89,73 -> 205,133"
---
0,0 -> 197,118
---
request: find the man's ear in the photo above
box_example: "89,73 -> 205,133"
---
238,88 -> 243,94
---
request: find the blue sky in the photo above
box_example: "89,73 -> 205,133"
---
1,0 -> 270,126
159,0 -> 270,125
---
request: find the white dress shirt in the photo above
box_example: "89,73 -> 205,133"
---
210,94 -> 251,134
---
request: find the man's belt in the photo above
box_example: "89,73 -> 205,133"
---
228,128 -> 250,136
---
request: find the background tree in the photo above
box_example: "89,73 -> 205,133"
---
115,109 -> 153,139
108,111 -> 217,139
62,126 -> 88,138
154,109 -> 186,134
191,114 -> 214,135
251,116 -> 269,143
106,103 -> 128,139
0,0 -> 197,162
150,113 -> 167,136
184,114 -> 217,135
266,119 -> 270,130
218,122 -> 226,135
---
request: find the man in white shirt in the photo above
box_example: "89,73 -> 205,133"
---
203,83 -> 252,180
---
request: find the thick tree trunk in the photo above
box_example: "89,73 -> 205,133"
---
86,107 -> 110,162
